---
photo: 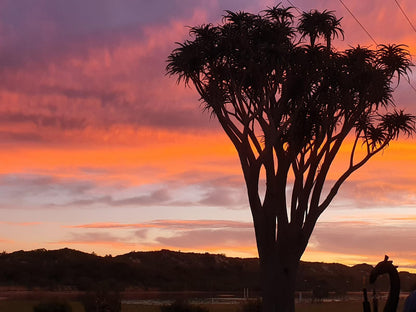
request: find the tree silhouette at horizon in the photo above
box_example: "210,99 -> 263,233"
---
167,5 -> 415,312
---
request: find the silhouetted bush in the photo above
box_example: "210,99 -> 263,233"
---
80,282 -> 121,312
33,301 -> 72,312
160,300 -> 209,312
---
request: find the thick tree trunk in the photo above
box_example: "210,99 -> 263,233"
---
258,238 -> 303,312
261,255 -> 299,312
248,166 -> 308,311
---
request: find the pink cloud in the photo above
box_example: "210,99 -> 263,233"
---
308,221 -> 416,258
68,219 -> 253,230
155,228 -> 255,249
0,8 -> 217,148
2,221 -> 42,226
52,232 -> 136,250
62,220 -> 257,257
0,0 -> 414,147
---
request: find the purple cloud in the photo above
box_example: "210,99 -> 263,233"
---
155,228 -> 255,249
309,221 -> 416,257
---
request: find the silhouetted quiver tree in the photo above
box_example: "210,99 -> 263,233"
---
167,5 -> 415,312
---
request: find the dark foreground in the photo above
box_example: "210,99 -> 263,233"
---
0,299 -> 408,312
0,290 -> 409,312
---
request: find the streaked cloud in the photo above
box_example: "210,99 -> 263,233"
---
68,219 -> 253,230
305,220 -> 416,269
59,188 -> 171,208
53,232 -> 137,250
1,221 -> 42,227
155,228 -> 255,249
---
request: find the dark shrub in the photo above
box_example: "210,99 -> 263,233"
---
80,282 -> 121,312
239,299 -> 262,312
33,301 -> 72,312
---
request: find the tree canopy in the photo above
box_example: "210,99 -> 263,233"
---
167,7 -> 414,239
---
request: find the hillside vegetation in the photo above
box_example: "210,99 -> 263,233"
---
0,248 -> 415,293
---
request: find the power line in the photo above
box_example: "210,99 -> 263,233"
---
290,0 -> 416,92
394,0 -> 416,34
338,0 -> 416,93
406,79 -> 416,93
338,0 -> 378,46
286,0 -> 302,15
393,0 -> 416,93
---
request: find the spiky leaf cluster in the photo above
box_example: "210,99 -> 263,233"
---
168,6 -> 413,157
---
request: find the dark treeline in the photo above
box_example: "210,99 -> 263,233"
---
0,248 -> 415,293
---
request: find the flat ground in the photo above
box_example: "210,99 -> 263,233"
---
0,299 -> 406,312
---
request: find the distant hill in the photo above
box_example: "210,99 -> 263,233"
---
0,248 -> 415,293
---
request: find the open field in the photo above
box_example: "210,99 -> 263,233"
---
0,299 -> 407,312
0,300 -> 84,312
122,300 -> 406,312
0,290 -> 410,311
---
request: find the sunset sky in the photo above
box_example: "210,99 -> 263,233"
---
0,0 -> 416,272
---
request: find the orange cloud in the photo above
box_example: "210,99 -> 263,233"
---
391,217 -> 416,221
0,127 -> 238,185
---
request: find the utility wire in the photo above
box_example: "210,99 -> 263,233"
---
394,0 -> 416,34
393,0 -> 416,92
406,79 -> 416,92
290,0 -> 416,92
286,0 -> 302,15
338,0 -> 416,92
338,0 -> 378,46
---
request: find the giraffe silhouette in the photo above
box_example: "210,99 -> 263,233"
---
368,255 -> 400,312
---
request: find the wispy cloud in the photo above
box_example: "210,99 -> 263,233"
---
60,188 -> 171,208
68,219 -> 253,230
52,232 -> 136,249
308,221 -> 416,258
155,228 -> 255,249
0,221 -> 42,227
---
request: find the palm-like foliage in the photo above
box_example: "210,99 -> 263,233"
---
381,110 -> 416,139
298,9 -> 344,50
376,44 -> 412,82
264,5 -> 294,26
167,5 -> 414,312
